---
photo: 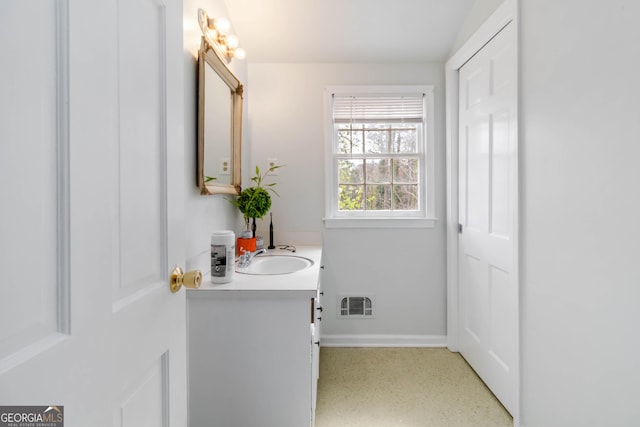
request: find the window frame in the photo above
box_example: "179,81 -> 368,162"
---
323,85 -> 436,229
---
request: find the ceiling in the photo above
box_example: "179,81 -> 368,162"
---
223,0 -> 475,63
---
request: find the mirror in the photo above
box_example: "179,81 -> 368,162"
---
197,37 -> 243,195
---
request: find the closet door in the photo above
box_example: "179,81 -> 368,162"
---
458,22 -> 518,415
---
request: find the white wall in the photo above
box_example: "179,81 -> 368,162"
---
450,0 -> 505,54
519,0 -> 640,425
455,0 -> 640,424
183,0 -> 248,273
247,63 -> 447,344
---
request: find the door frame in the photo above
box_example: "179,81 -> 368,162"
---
445,0 -> 519,423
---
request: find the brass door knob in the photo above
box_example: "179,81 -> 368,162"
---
170,266 -> 202,293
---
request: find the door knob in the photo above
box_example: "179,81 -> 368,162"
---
170,266 -> 202,293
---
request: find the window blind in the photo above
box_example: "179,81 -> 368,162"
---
332,94 -> 425,123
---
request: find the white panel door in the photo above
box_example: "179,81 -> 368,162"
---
458,22 -> 518,415
0,0 -> 187,425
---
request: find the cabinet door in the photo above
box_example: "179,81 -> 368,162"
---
313,288 -> 323,376
189,291 -> 314,427
311,283 -> 323,421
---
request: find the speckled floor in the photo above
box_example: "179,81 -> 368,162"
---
314,348 -> 512,427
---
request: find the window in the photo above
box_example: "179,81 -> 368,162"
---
324,86 -> 435,228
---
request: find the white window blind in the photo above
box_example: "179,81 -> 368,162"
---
332,94 -> 425,124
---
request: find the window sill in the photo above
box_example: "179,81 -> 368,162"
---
323,217 -> 437,229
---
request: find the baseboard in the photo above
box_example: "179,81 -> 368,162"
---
321,334 -> 447,347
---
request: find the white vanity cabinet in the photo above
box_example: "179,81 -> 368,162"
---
186,247 -> 322,427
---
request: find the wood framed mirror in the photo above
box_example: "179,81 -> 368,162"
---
197,37 -> 243,195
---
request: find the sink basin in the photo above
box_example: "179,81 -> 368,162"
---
236,255 -> 314,275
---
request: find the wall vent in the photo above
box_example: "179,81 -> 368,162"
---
338,296 -> 375,318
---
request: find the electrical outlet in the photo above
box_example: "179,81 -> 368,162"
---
220,157 -> 230,175
267,158 -> 278,175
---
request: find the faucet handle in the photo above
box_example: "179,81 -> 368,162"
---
239,248 -> 251,266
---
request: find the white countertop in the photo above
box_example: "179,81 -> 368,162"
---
189,246 -> 322,292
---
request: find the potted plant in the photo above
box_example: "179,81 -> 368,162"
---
235,164 -> 281,236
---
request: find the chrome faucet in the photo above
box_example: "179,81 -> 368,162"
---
238,248 -> 266,268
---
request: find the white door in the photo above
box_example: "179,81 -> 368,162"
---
458,22 -> 518,414
0,1 -> 188,425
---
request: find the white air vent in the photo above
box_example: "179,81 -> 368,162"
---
339,296 -> 375,318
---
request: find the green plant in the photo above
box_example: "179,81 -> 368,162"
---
236,186 -> 271,219
234,165 -> 282,225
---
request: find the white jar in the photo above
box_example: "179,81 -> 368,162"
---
211,230 -> 235,284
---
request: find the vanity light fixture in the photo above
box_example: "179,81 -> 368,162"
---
198,8 -> 246,63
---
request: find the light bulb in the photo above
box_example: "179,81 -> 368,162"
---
214,18 -> 230,36
225,35 -> 239,49
233,47 -> 246,60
